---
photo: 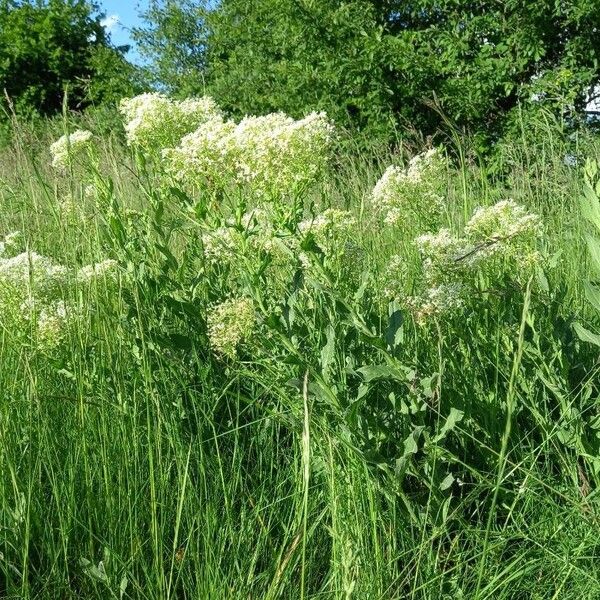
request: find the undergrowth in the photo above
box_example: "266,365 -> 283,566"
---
0,99 -> 599,599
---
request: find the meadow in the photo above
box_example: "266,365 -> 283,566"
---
0,95 -> 600,599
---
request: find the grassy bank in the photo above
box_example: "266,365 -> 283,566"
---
0,103 -> 600,599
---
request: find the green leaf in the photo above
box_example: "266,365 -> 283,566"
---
585,235 -> 600,275
440,472 -> 455,491
403,426 -> 424,457
433,408 -> 465,443
120,576 -> 129,599
356,363 -> 412,383
79,558 -> 108,583
320,324 -> 336,380
585,282 -> 600,313
574,322 -> 600,347
385,301 -> 404,350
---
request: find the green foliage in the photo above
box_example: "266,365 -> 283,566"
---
0,0 -> 139,117
84,45 -> 146,108
576,158 -> 600,345
1,101 -> 600,598
136,0 -> 600,142
133,0 -> 209,95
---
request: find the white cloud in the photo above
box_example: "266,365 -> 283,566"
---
100,14 -> 120,33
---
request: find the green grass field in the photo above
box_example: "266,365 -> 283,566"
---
1,100 -> 600,599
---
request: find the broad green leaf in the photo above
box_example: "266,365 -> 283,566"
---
574,322 -> 600,347
356,363 -> 412,383
433,408 -> 465,443
385,301 -> 404,350
320,324 -> 336,380
584,281 -> 600,313
585,235 -> 600,275
403,426 -> 424,457
440,472 -> 455,491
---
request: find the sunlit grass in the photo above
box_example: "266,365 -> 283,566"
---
0,106 -> 599,599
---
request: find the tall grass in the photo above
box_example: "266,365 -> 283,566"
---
0,107 -> 600,600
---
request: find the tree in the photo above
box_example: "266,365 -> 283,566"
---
135,0 -> 600,141
133,0 -> 208,95
0,0 -> 140,116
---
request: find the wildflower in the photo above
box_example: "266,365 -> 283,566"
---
0,248 -> 107,352
398,200 -> 543,323
299,209 -> 356,240
239,207 -> 270,231
50,130 -> 93,169
0,252 -> 68,296
164,111 -> 334,198
119,93 -> 222,151
0,231 -> 22,258
36,300 -> 68,349
414,228 -> 470,284
257,235 -> 292,263
415,228 -> 464,260
298,208 -> 358,262
201,227 -> 244,265
298,251 -> 312,270
77,259 -> 118,284
405,148 -> 441,182
382,254 -> 409,299
84,184 -> 97,200
406,283 -> 465,323
207,297 -> 255,358
163,117 -> 236,187
371,148 -> 446,230
230,112 -> 334,197
58,195 -> 77,216
464,199 -> 541,244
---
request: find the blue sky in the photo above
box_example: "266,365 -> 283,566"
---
98,1 -> 149,62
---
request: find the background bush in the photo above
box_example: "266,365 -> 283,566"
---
135,0 -> 600,144
0,0 -> 143,118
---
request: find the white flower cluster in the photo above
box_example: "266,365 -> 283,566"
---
386,200 -> 542,322
371,148 -> 446,229
414,228 -> 470,283
207,297 -> 255,358
297,208 -> 358,263
406,283 -> 466,324
0,251 -> 68,349
298,209 -> 357,241
36,300 -> 69,350
199,208 -> 296,271
119,93 -> 222,151
0,252 -> 68,296
296,208 -> 366,291
50,130 -> 93,170
201,226 -> 245,265
464,199 -> 541,254
164,111 -> 334,199
76,259 -> 119,284
0,247 -> 119,350
0,231 -> 22,258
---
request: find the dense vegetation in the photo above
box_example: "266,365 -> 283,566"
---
135,0 -> 600,142
0,0 -> 140,118
1,0 -> 600,598
0,94 -> 599,598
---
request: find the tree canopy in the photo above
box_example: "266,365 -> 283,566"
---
0,0 -> 140,116
135,0 -> 600,141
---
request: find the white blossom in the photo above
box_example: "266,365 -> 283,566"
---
77,260 -> 119,284
0,231 -> 22,258
50,130 -> 93,169
371,148 -> 446,229
119,93 -> 222,151
164,111 -> 334,198
207,297 -> 255,358
37,300 -> 69,349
